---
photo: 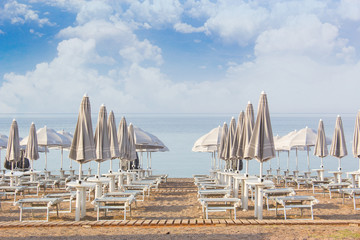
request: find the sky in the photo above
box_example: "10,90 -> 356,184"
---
1,0 -> 360,114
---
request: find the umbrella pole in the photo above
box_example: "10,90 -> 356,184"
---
307,146 -> 310,172
60,148 -> 63,170
296,148 -> 298,171
259,162 -> 263,182
277,151 -> 280,170
287,151 -> 290,171
78,163 -> 82,182
245,160 -> 249,176
147,152 -> 149,170
150,152 -> 152,169
338,158 -> 341,171
321,157 -> 323,169
97,162 -> 101,177
110,159 -> 113,172
45,146 -> 48,170
31,159 -> 34,171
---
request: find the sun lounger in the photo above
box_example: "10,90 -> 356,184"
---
198,189 -> 231,198
198,197 -> 241,220
44,192 -> 76,213
122,185 -> 149,200
321,182 -> 351,199
263,188 -> 296,210
0,186 -> 27,202
311,179 -> 330,194
91,195 -> 136,221
275,195 -> 318,220
15,197 -> 63,222
339,188 -> 360,210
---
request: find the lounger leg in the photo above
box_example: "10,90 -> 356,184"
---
311,206 -> 314,220
20,206 -> 23,221
47,208 -> 49,222
124,208 -> 126,220
354,194 -> 357,210
283,204 -> 287,220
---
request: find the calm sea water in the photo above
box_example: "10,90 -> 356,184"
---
0,113 -> 358,178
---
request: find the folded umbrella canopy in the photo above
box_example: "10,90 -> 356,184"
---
244,91 -> 276,180
221,117 -> 236,171
118,116 -> 129,171
69,94 -> 96,181
6,119 -> 20,172
314,119 -> 328,169
94,105 -> 111,177
352,111 -> 360,170
231,111 -> 245,171
218,122 -> 228,170
330,115 -> 347,171
107,110 -> 120,173
24,122 -> 39,171
0,134 -> 8,171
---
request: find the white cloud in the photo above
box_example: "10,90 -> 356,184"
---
0,29 -> 4,34
122,0 -> 183,28
255,15 -> 355,62
0,0 -> 53,27
338,0 -> 360,21
174,22 -> 205,33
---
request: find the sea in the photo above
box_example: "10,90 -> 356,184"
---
0,112 -> 358,178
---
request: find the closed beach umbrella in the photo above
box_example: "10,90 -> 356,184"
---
6,119 -> 20,171
238,102 -> 255,176
69,94 -> 96,181
314,119 -> 328,169
231,111 -> 245,171
94,105 -> 111,177
330,115 -> 347,171
244,91 -> 276,180
118,116 -> 129,170
221,117 -> 236,170
218,122 -> 228,170
24,122 -> 39,171
107,110 -> 120,173
352,111 -> 360,170
127,123 -> 137,169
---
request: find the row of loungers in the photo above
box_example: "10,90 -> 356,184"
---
194,173 -> 319,220
0,170 -> 167,222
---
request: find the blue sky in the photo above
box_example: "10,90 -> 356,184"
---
1,0 -> 360,114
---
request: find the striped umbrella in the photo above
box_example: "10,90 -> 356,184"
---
231,111 -> 245,171
218,122 -> 228,170
314,119 -> 328,169
6,119 -> 20,172
24,122 -> 39,171
107,110 -> 120,172
353,111 -> 360,170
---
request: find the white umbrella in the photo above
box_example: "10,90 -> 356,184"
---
69,94 -> 96,181
107,110 -> 120,173
94,104 -> 111,177
276,130 -> 298,172
231,111 -> 245,171
221,117 -> 236,171
6,119 -> 20,172
314,119 -> 329,169
352,111 -> 360,170
330,115 -> 347,171
118,116 -> 129,171
21,126 -> 69,171
24,122 -> 39,171
57,130 -> 73,170
244,91 -> 275,181
218,122 -> 228,170
238,102 -> 255,176
127,123 -> 137,170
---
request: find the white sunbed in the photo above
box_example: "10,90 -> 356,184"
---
274,195 -> 319,220
44,192 -> 76,213
262,188 -> 296,211
91,195 -> 136,221
15,197 -> 63,222
198,197 -> 241,220
338,188 -> 360,210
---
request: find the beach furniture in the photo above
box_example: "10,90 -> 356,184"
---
198,197 -> 241,220
121,185 -> 149,200
197,189 -> 231,198
16,197 -> 63,221
339,188 -> 360,210
45,192 -> 76,213
0,186 -> 27,202
310,179 -> 330,194
320,182 -> 351,198
274,195 -> 318,220
92,195 -> 136,220
262,188 -> 296,211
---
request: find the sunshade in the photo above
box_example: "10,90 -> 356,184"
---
127,123 -> 137,170
352,111 -> 360,170
24,122 -> 39,171
314,119 -> 328,168
330,115 -> 347,170
0,134 -> 8,171
221,117 -> 236,170
107,110 -> 120,172
244,91 -> 275,180
117,116 -> 129,170
218,122 -> 228,169
231,111 -> 245,171
238,102 -> 255,176
69,94 -> 96,181
57,130 -> 73,170
94,104 -> 111,177
6,119 -> 20,171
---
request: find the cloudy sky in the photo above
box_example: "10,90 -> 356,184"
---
1,0 -> 360,114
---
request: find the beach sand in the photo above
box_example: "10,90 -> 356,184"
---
1,178 -> 360,239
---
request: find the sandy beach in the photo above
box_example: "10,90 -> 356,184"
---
0,178 -> 360,239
